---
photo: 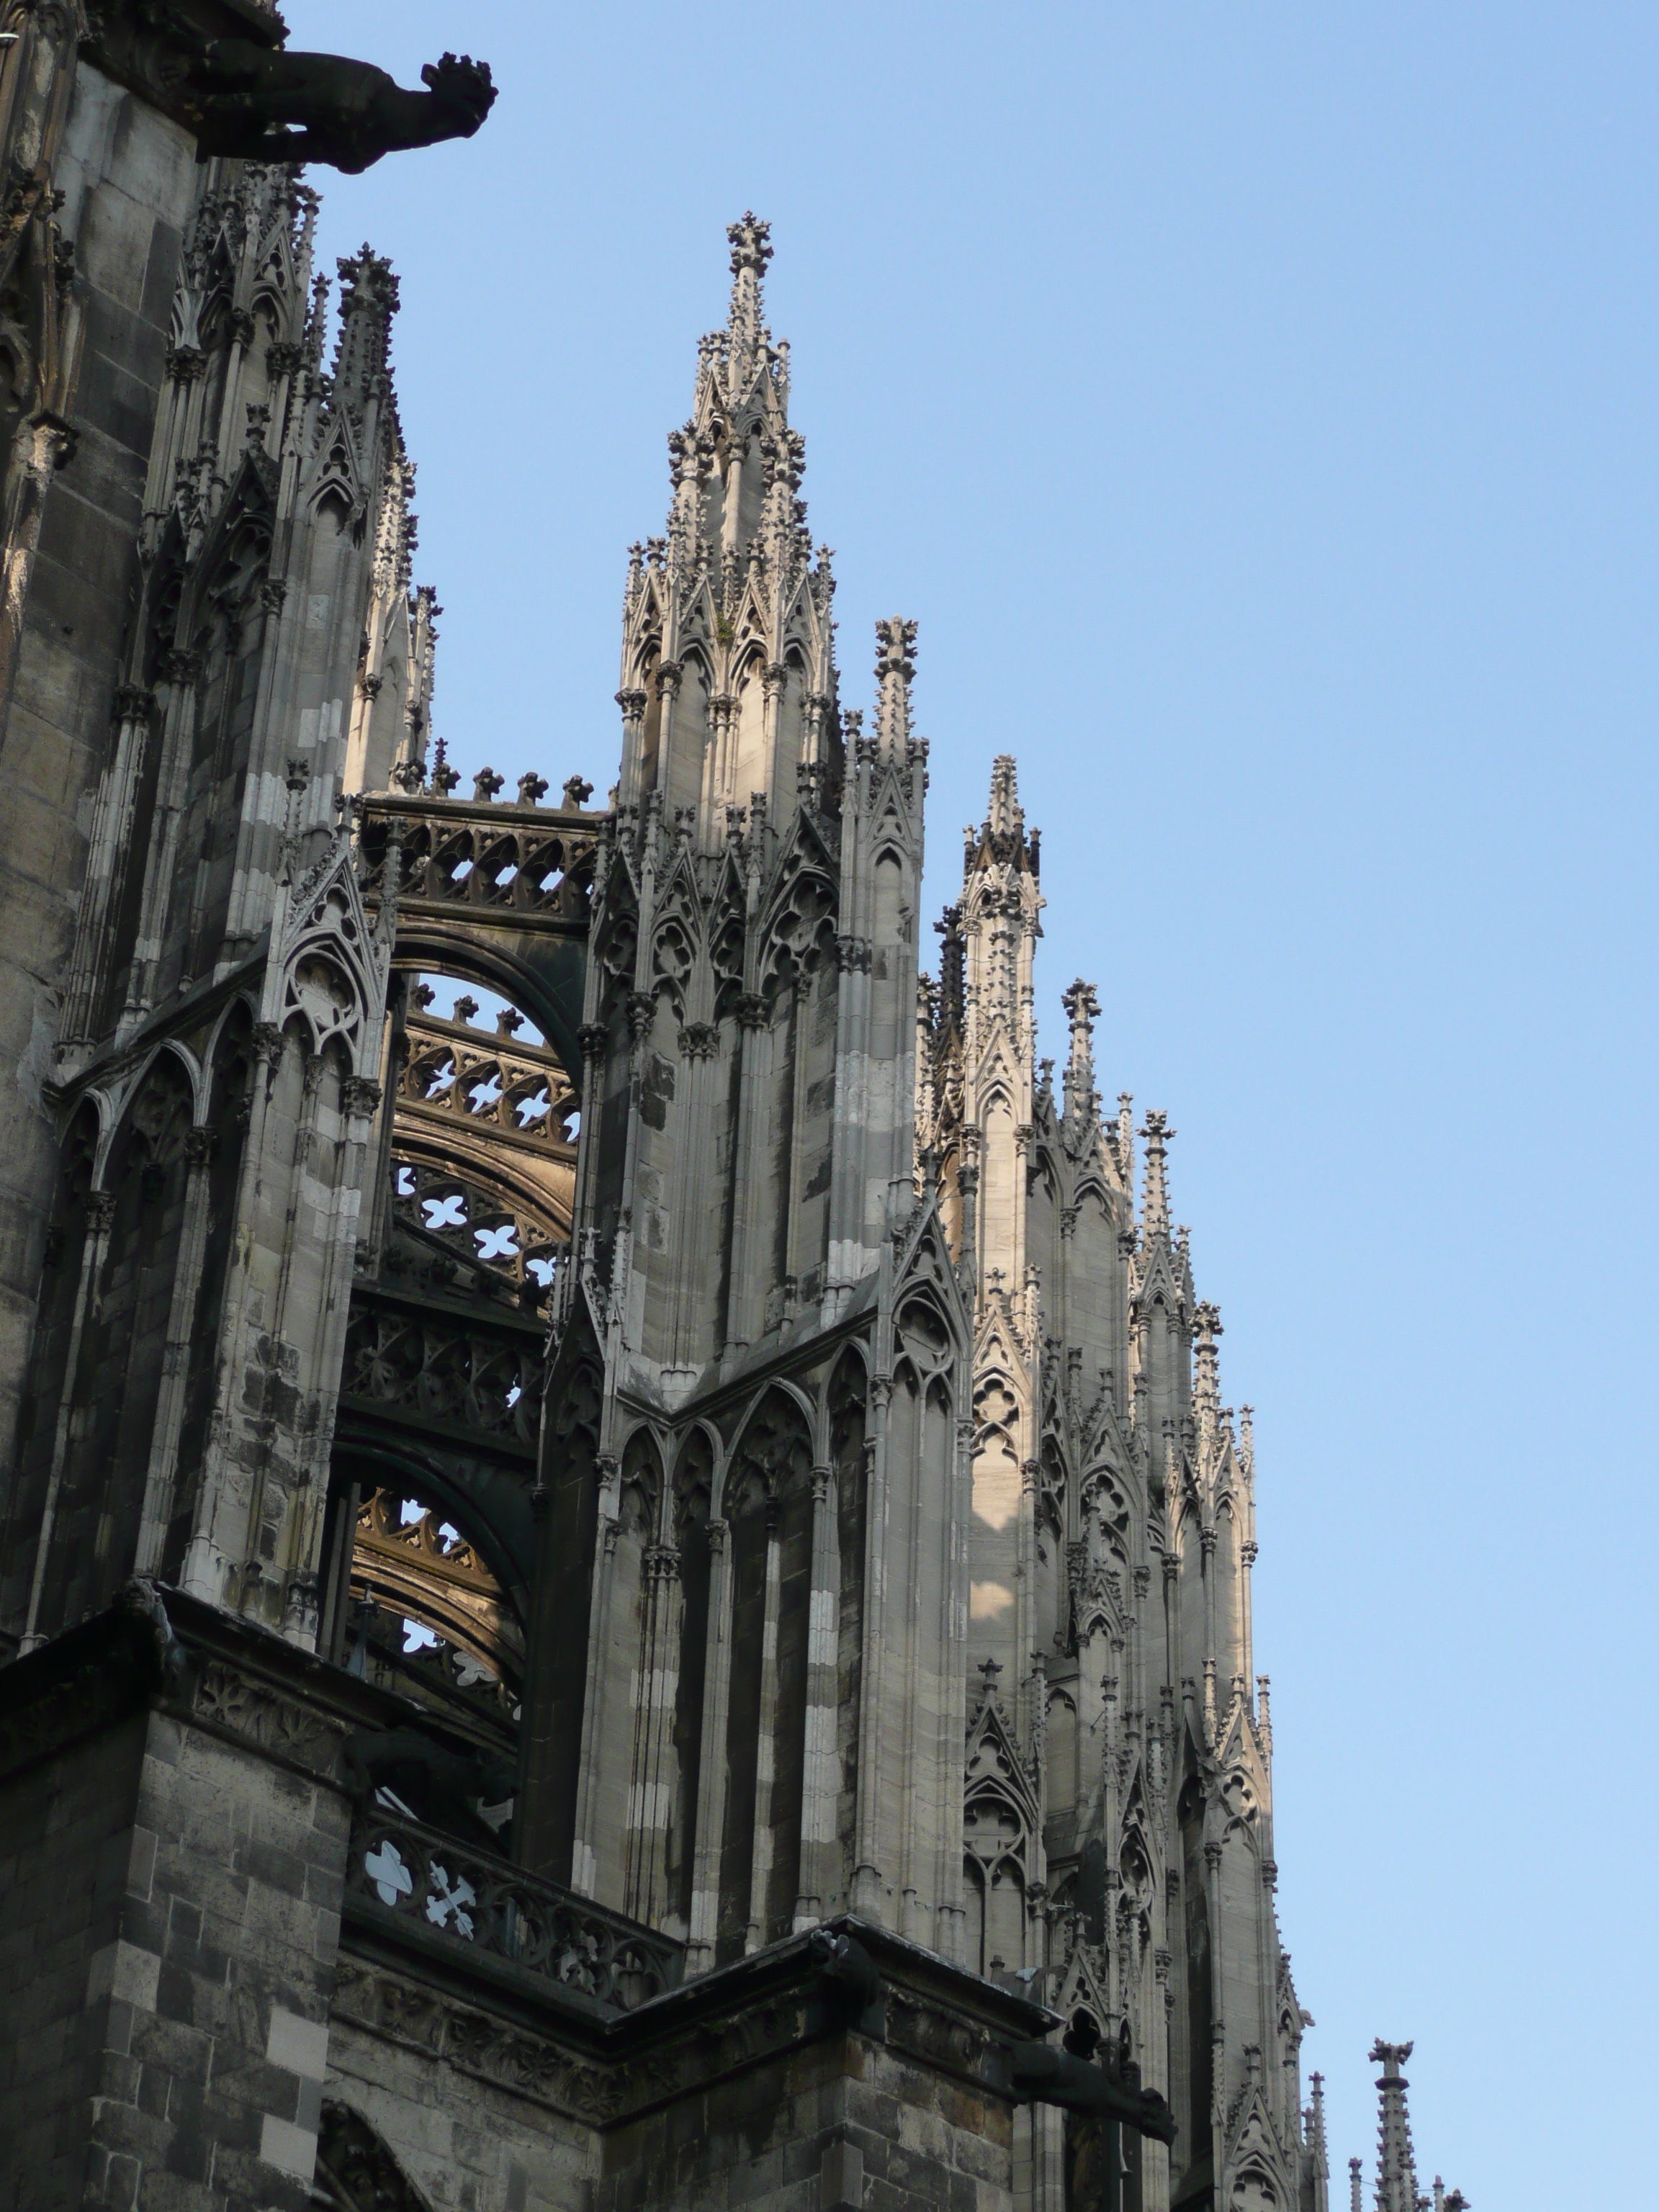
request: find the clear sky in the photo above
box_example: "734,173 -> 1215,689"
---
284,4 -> 1657,2199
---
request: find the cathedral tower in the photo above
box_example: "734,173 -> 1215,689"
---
0,81 -> 1332,2202
920,757 -> 1325,2211
516,218 -> 974,1979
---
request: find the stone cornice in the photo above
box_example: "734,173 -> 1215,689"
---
332,1911 -> 1055,2130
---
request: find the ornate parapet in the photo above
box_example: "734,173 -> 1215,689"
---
348,1804 -> 683,2015
357,791 -> 606,930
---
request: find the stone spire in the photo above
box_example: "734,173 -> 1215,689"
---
724,210 -> 773,395
332,244 -> 400,411
1350,2158 -> 1364,2212
1307,2072 -> 1329,2193
873,616 -> 917,756
1060,979 -> 1100,1135
1369,2041 -> 1420,2212
616,217 -> 832,827
988,752 -> 1022,838
1140,1110 -> 1174,1241
1192,1300 -> 1222,1444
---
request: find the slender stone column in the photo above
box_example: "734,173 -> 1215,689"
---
744,1498 -> 783,1952
19,1190 -> 116,1651
793,1463 -> 839,1930
624,1539 -> 682,1925
615,685 -> 647,805
181,1022 -> 282,1604
701,688 -> 734,838
686,1514 -> 732,1972
570,1480 -> 621,1898
119,647 -> 201,1034
133,1125 -> 217,1575
851,1374 -> 891,1917
58,685 -> 156,1056
724,992 -> 771,1355
762,659 -> 786,809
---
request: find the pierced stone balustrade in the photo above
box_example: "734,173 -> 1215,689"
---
357,791 -> 603,928
349,1806 -> 683,2013
342,1287 -> 541,1452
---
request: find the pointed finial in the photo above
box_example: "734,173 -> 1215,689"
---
1370,2042 -> 1420,2212
1139,1111 -> 1174,1240
728,209 -> 773,281
1308,2074 -> 1327,2162
1193,1301 -> 1222,1430
724,211 -> 773,390
1351,2159 -> 1364,2212
873,616 -> 917,754
987,753 -> 1022,837
1060,981 -> 1100,1130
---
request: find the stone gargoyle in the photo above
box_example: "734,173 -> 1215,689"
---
186,41 -> 497,174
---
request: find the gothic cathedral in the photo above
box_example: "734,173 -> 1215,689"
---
0,15 -> 1330,2212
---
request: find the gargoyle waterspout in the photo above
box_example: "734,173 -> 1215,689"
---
188,42 -> 496,174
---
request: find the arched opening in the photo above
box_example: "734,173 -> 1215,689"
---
666,1427 -> 715,1936
338,1485 -> 521,1748
382,970 -> 577,1312
42,1053 -> 194,1631
314,2100 -> 434,2212
165,1004 -> 256,1578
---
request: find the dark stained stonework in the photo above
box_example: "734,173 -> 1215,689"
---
1,1590 -> 1050,2212
0,28 -> 1328,2212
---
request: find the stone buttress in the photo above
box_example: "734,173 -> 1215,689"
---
0,154 -> 431,1653
0,73 -> 1336,2204
516,219 -> 975,1980
918,758 -> 1329,2212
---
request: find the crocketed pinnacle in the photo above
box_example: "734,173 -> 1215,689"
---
1192,1300 -> 1223,1440
874,616 -> 917,755
724,210 -> 773,397
1140,1110 -> 1174,1241
1306,2072 -> 1328,2181
1061,980 -> 1100,1131
333,245 -> 400,412
988,753 -> 1022,837
1370,2041 -> 1420,2212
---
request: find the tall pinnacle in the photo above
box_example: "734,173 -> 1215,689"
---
725,210 -> 773,394
1140,1110 -> 1174,1241
874,616 -> 917,755
1193,1300 -> 1223,1439
1306,2072 -> 1329,2188
1369,2041 -> 1420,2212
988,753 -> 1022,838
1061,980 -> 1100,1130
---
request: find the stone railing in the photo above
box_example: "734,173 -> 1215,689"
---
341,1287 -> 542,1450
349,1806 -> 683,2013
357,792 -> 603,927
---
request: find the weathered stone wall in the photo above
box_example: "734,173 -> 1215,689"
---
0,1616 -> 356,2211
0,1709 -> 149,2211
0,62 -> 197,1474
596,2032 -> 1015,2212
323,1935 -> 1034,2212
326,2008 -> 597,2212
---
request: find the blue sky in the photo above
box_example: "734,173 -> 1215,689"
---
285,5 -> 1658,2198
